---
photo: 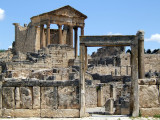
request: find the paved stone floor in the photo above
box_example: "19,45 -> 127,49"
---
0,116 -> 159,120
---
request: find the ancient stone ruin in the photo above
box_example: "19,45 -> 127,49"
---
0,5 -> 160,118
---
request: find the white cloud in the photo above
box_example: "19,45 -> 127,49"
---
0,8 -> 5,20
8,45 -> 12,49
107,32 -> 122,35
145,33 -> 160,43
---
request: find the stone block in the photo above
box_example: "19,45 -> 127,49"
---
2,109 -> 14,118
33,86 -> 40,109
41,87 -> 58,109
138,78 -> 156,85
140,108 -> 160,117
20,87 -> 32,109
58,86 -> 79,109
41,109 -> 79,118
15,87 -> 21,109
139,85 -> 159,108
0,82 -> 2,109
2,87 -> 15,109
14,109 -> 40,117
121,108 -> 130,115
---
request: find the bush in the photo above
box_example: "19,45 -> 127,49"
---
0,49 -> 6,53
153,114 -> 160,118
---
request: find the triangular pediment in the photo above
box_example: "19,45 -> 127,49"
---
31,5 -> 87,19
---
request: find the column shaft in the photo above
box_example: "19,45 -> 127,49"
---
46,23 -> 50,46
58,25 -> 62,44
40,24 -> 44,49
130,36 -> 139,117
80,44 -> 86,117
137,30 -> 145,79
69,26 -> 73,47
81,26 -> 84,35
74,27 -> 78,58
85,47 -> 88,71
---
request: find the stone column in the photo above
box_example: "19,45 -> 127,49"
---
130,36 -> 139,117
81,26 -> 84,35
74,27 -> 78,58
40,24 -> 45,48
0,80 -> 2,110
58,24 -> 62,44
69,26 -> 73,47
46,22 -> 50,46
85,47 -> 88,71
80,43 -> 86,117
137,30 -> 145,79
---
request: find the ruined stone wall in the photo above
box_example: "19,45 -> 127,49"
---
14,23 -> 37,54
138,79 -> 160,117
0,79 -> 80,118
7,45 -> 75,72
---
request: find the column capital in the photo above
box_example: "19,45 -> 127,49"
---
136,30 -> 145,40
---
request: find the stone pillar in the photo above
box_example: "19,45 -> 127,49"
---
58,24 -> 62,44
40,24 -> 45,48
46,22 -> 50,46
74,27 -> 78,58
85,47 -> 88,71
81,26 -> 84,35
69,26 -> 73,47
137,30 -> 145,79
130,36 -> 139,117
80,43 -> 86,117
0,80 -> 2,110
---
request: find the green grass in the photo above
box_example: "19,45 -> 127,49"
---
153,114 -> 160,118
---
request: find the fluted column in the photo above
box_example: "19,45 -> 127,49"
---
46,22 -> 50,46
58,24 -> 62,44
40,24 -> 45,48
74,27 -> 78,58
81,26 -> 84,35
69,26 -> 73,47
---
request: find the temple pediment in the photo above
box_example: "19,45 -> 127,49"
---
31,5 -> 87,19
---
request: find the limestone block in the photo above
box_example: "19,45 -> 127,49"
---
140,108 -> 160,117
2,87 -> 15,109
58,86 -> 79,109
138,78 -> 156,85
14,109 -> 40,117
0,82 -> 2,109
139,85 -> 159,108
102,85 -> 110,106
20,87 -> 32,109
41,109 -> 79,118
2,109 -> 14,118
86,86 -> 97,108
15,87 -> 21,109
41,87 -> 58,109
33,86 -> 40,109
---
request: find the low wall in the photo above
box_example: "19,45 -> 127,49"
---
0,79 -> 80,118
139,79 -> 160,117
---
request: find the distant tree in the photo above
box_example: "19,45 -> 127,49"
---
126,49 -> 131,54
146,49 -> 151,54
152,49 -> 159,54
0,49 -> 6,53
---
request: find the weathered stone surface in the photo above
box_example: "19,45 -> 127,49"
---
140,108 -> 160,117
2,87 -> 15,109
58,86 -> 79,109
41,87 -> 58,109
14,109 -> 40,117
85,86 -> 97,108
0,82 -> 2,109
138,78 -> 156,85
2,109 -> 14,117
33,86 -> 40,109
0,110 -> 1,117
15,87 -> 21,109
139,85 -> 159,108
20,87 -> 32,109
41,109 -> 79,118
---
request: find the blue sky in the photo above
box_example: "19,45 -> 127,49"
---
0,0 -> 160,54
